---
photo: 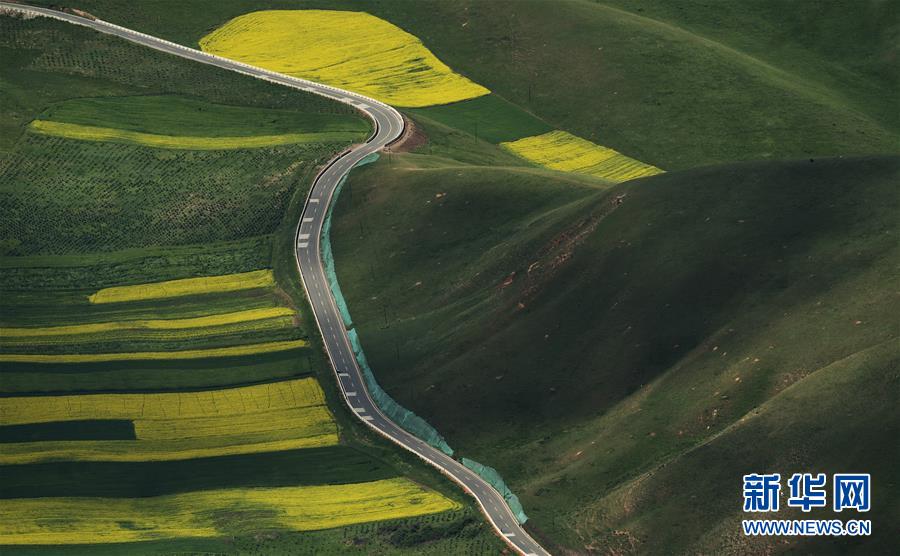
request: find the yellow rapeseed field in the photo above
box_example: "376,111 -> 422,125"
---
0,377 -> 338,463
199,10 -> 489,107
29,120 -> 357,150
0,478 -> 460,544
2,376 -> 327,424
0,433 -> 338,464
501,130 -> 664,183
0,339 -> 308,363
88,269 -> 275,303
1,307 -> 295,342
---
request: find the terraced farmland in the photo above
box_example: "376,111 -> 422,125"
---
0,11 -> 501,554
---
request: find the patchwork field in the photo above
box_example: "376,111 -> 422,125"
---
0,11 -> 500,554
0,14 -> 370,257
199,10 -> 489,108
14,1 -> 896,554
197,9 -> 661,182
41,0 -> 899,171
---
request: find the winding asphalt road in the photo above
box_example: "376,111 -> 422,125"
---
2,3 -> 551,555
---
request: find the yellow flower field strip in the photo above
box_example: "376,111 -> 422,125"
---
0,377 -> 339,463
0,339 -> 308,363
134,406 -> 334,440
501,130 -> 664,183
29,120 -> 360,150
0,478 -> 460,545
88,269 -> 275,304
0,429 -> 339,465
1,376 -> 326,425
1,307 -> 295,343
199,10 -> 489,108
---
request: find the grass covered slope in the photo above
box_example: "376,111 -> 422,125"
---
0,15 -> 369,256
28,94 -> 368,150
332,154 -> 899,553
383,0 -> 899,169
45,0 -> 900,169
37,95 -> 369,138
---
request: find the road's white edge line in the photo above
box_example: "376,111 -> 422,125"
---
1,4 -> 549,554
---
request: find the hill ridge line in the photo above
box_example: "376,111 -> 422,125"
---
585,0 -> 893,134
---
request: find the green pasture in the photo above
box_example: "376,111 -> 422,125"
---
331,153 -> 899,553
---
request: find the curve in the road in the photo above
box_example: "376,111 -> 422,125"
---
0,4 -> 550,555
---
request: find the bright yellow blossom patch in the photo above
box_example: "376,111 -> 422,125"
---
29,120 -> 358,150
502,130 -> 664,183
88,269 -> 275,304
0,377 -> 338,463
0,478 -> 460,544
1,376 -> 328,425
199,10 -> 489,107
0,339 -> 308,363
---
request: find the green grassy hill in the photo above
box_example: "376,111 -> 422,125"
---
0,13 -> 503,554
332,154 -> 899,553
7,2 -> 899,554
30,0 -> 900,170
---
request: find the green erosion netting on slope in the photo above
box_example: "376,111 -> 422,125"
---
322,152 -> 530,523
348,327 -> 454,457
322,153 -> 453,456
320,153 -> 380,328
461,458 -> 528,524
321,183 -> 354,328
